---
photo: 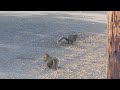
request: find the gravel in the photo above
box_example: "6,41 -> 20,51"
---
0,11 -> 107,79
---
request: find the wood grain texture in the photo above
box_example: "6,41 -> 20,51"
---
107,11 -> 120,79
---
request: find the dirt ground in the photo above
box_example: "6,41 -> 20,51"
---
0,11 -> 107,79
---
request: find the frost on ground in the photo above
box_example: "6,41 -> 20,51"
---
0,11 -> 107,79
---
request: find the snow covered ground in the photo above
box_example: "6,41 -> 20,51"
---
0,11 -> 107,79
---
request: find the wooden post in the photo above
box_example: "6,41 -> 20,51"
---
107,11 -> 120,79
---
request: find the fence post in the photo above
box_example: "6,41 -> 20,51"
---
107,11 -> 120,79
